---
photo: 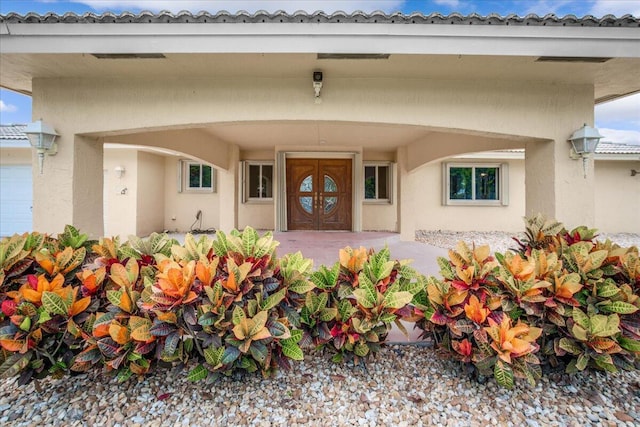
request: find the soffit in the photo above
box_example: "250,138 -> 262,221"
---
1,53 -> 639,102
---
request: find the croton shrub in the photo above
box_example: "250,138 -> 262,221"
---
415,215 -> 640,388
0,226 -> 314,385
1,216 -> 638,389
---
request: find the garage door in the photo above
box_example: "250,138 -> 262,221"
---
0,165 -> 32,237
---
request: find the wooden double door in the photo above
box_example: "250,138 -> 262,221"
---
286,159 -> 352,230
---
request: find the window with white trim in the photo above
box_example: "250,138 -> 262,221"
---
443,163 -> 508,206
364,163 -> 391,202
244,161 -> 273,202
179,161 -> 216,193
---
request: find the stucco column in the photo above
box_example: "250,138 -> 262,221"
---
525,86 -> 597,228
397,146 -> 415,241
32,132 -> 104,237
218,145 -> 239,233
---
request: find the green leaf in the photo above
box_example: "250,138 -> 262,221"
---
572,308 -> 590,330
383,291 -> 413,309
575,353 -> 589,371
116,367 -> 133,383
250,341 -> 268,364
599,301 -> 638,315
319,307 -> 338,322
354,342 -> 369,357
204,346 -> 224,367
188,364 -> 208,382
437,257 -> 455,280
289,279 -> 316,295
221,346 -> 240,365
590,314 -> 620,337
232,306 -> 246,326
494,359 -> 514,389
42,291 -> 70,315
260,289 -> 286,311
376,260 -> 396,282
0,351 -> 32,379
558,338 -> 582,355
282,342 -> 304,361
338,299 -> 355,323
593,354 -> 617,373
353,273 -> 377,308
107,290 -> 123,308
597,281 -> 621,298
618,336 -> 640,353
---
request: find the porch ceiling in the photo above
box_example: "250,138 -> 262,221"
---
202,121 -> 430,151
1,53 -> 639,103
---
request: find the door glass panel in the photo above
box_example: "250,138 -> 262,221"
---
324,175 -> 337,192
324,196 -> 337,213
300,175 -> 313,192
300,197 -> 313,214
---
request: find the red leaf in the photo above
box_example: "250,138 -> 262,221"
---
157,393 -> 172,401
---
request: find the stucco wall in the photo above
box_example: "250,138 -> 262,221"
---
409,158 -> 526,232
136,152 -> 165,236
594,160 -> 640,233
238,151 -> 275,230
103,149 -> 137,238
30,76 -> 596,237
0,147 -> 31,164
163,157 -> 220,232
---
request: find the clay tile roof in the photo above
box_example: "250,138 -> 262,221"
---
0,124 -> 28,140
1,11 -> 638,26
595,142 -> 640,154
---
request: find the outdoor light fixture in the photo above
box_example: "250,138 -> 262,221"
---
313,71 -> 323,103
568,123 -> 603,178
24,119 -> 59,174
114,165 -> 126,178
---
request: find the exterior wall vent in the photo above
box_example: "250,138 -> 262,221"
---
317,53 -> 391,60
92,53 -> 166,59
535,56 -> 611,63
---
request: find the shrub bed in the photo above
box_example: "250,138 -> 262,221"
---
0,216 -> 638,389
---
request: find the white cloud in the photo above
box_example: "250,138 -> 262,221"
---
598,128 -> 640,145
71,1 -> 405,13
590,0 -> 640,17
0,100 -> 18,113
595,93 -> 640,128
433,0 -> 460,7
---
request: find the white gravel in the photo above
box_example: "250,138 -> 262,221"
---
416,230 -> 640,254
1,345 -> 639,427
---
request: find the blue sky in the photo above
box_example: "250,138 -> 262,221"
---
1,0 -> 639,143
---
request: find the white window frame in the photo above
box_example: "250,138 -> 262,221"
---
241,161 -> 274,203
178,160 -> 216,193
363,162 -> 392,204
443,162 -> 508,206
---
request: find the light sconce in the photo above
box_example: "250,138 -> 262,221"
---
114,166 -> 126,179
313,71 -> 323,103
568,123 -> 603,178
24,119 -> 59,175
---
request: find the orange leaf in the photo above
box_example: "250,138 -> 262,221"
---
119,291 -> 133,313
93,323 -> 110,338
109,323 -> 130,345
70,295 -> 92,316
0,339 -> 25,352
464,295 -> 490,324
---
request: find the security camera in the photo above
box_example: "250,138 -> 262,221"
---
313,71 -> 323,98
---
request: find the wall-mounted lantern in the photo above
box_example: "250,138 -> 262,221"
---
24,120 -> 59,174
114,165 -> 126,179
568,123 -> 603,178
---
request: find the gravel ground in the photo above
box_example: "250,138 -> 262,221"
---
416,230 -> 640,254
1,231 -> 639,427
1,345 -> 639,427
